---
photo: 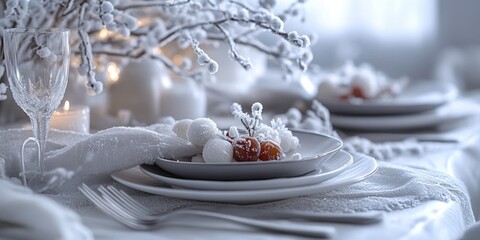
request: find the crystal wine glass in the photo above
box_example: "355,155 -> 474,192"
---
3,28 -> 70,173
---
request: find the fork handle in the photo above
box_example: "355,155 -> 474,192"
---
261,211 -> 384,224
170,209 -> 336,238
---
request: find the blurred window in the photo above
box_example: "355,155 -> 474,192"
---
298,0 -> 437,42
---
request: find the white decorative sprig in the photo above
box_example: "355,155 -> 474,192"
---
231,102 -> 249,120
275,100 -> 338,137
251,102 -> 263,119
231,102 -> 263,137
270,118 -> 287,132
0,0 -> 313,100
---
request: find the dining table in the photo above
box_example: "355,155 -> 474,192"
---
1,91 -> 480,240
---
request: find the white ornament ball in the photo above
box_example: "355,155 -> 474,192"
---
317,75 -> 350,99
299,117 -> 322,131
203,139 -> 233,163
172,119 -> 193,140
279,130 -> 300,153
286,108 -> 302,123
187,118 -> 220,148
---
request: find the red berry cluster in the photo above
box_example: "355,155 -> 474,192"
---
227,135 -> 283,162
340,86 -> 366,100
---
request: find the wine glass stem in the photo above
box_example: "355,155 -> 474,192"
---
31,116 -> 49,172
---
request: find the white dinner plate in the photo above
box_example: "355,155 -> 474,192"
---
317,81 -> 458,115
140,150 -> 353,191
155,130 -> 343,181
111,153 -> 377,204
330,99 -> 480,131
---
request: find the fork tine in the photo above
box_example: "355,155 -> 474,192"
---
80,184 -> 127,219
110,185 -> 154,214
100,185 -> 153,217
97,186 -> 158,224
107,185 -> 154,215
97,186 -> 148,219
96,186 -> 139,219
79,184 -> 147,230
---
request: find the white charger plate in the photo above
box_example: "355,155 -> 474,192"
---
140,150 -> 353,191
330,99 -> 480,131
155,130 -> 343,181
317,81 -> 458,115
111,153 -> 377,204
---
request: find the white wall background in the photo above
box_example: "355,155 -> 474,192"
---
275,0 -> 480,81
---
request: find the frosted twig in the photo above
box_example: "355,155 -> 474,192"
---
116,0 -> 191,10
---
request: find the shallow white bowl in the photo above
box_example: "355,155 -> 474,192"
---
154,130 -> 343,181
317,81 -> 458,115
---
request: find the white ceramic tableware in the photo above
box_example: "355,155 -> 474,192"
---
317,81 -> 458,115
140,150 -> 353,191
154,130 -> 343,181
111,153 -> 378,204
330,99 -> 480,131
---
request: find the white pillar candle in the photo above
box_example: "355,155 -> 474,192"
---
108,59 -> 165,124
159,77 -> 206,120
51,101 -> 90,133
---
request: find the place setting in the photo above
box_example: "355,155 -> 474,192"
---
315,62 -> 477,133
110,102 -> 378,204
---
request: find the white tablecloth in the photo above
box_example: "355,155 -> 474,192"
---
43,141 -> 475,240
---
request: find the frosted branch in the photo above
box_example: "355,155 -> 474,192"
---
215,24 -> 252,70
78,1 -> 103,95
0,0 -> 313,99
116,0 -> 191,11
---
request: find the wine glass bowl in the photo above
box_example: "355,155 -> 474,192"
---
3,28 -> 70,173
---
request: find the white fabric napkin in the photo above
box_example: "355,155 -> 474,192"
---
0,124 -> 200,239
0,178 -> 93,240
0,125 -> 200,187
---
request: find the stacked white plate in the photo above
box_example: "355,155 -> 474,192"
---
111,130 -> 378,204
317,81 -> 471,131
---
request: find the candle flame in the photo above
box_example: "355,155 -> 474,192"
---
137,18 -> 151,27
63,100 -> 70,111
98,28 -> 109,40
153,48 -> 163,55
173,55 -> 183,66
107,62 -> 120,83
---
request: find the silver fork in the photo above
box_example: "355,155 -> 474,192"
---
79,184 -> 336,238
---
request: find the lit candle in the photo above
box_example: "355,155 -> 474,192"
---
50,101 -> 90,133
